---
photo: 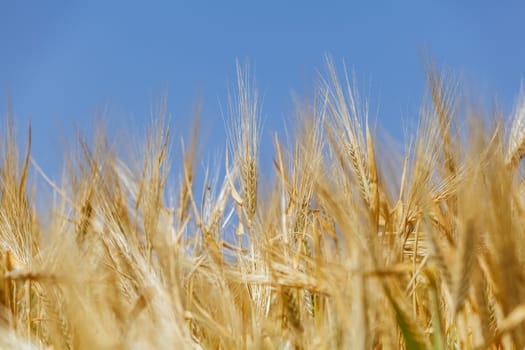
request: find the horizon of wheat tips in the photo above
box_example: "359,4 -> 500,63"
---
0,60 -> 524,349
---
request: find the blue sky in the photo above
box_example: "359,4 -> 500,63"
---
1,1 -> 525,181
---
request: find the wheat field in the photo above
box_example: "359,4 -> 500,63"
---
0,60 -> 524,349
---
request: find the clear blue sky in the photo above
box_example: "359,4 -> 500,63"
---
1,1 -> 525,181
